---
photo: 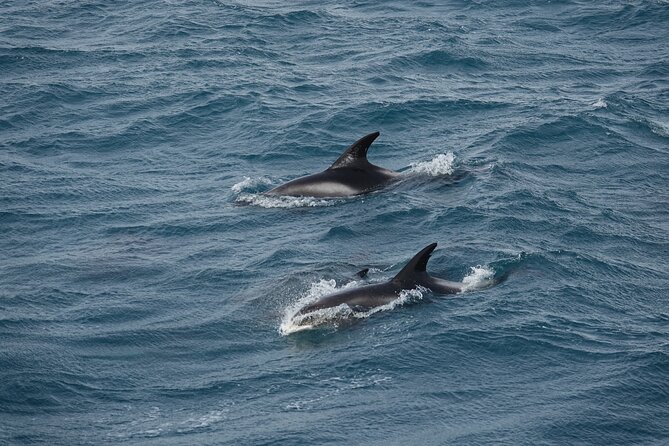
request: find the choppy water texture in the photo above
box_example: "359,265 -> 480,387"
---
2,1 -> 668,445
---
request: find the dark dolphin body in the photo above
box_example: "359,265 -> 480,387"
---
266,132 -> 399,197
288,243 -> 491,331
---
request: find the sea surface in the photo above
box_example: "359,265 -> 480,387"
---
1,1 -> 668,445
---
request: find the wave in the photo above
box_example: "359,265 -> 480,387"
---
105,405 -> 233,441
324,98 -> 509,132
258,10 -> 326,27
640,60 -> 669,78
387,49 -> 489,72
564,2 -> 669,32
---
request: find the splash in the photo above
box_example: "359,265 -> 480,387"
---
591,98 -> 607,109
235,193 -> 337,208
461,265 -> 495,291
408,152 -> 456,176
231,176 -> 339,208
279,279 -> 426,335
279,279 -> 348,335
231,176 -> 272,194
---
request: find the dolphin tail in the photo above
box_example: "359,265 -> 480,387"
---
392,243 -> 438,286
329,132 -> 380,169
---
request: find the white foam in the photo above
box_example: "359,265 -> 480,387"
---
591,98 -> 607,109
461,265 -> 495,291
235,193 -> 336,208
109,405 -> 231,439
408,152 -> 456,176
179,409 -> 228,431
231,176 -> 272,194
362,287 -> 426,316
647,119 -> 669,137
279,279 -> 342,335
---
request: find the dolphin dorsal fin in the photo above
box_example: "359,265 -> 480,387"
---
392,243 -> 438,284
355,268 -> 370,279
329,132 -> 380,169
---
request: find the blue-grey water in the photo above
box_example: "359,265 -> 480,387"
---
2,1 -> 668,445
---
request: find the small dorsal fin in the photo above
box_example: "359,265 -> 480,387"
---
329,132 -> 380,169
392,243 -> 438,284
355,268 -> 369,279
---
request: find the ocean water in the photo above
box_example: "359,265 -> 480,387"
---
1,1 -> 668,444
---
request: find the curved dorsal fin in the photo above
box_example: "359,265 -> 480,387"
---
329,132 -> 380,169
392,243 -> 438,284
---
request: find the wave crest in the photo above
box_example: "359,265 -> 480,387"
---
231,176 -> 272,194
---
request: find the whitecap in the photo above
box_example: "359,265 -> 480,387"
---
591,98 -> 607,109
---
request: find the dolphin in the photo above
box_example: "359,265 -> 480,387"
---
287,243 -> 491,331
266,132 -> 399,197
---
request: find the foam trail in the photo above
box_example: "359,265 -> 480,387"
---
408,152 -> 456,176
236,193 -> 337,208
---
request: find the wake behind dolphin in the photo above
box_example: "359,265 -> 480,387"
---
266,132 -> 400,198
281,243 -> 498,334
